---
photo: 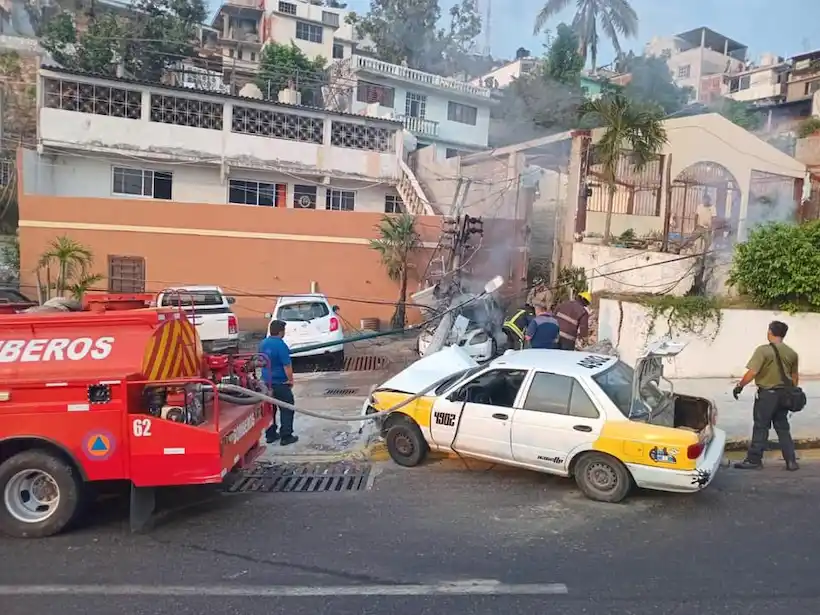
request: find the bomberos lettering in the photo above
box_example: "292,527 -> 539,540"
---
0,337 -> 115,362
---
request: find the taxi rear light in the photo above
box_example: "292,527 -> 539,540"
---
329,317 -> 339,332
687,442 -> 704,459
228,314 -> 238,335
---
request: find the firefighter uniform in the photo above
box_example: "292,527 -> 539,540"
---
503,306 -> 534,350
554,291 -> 592,350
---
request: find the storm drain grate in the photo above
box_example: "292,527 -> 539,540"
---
325,387 -> 359,396
344,355 -> 388,372
227,462 -> 373,493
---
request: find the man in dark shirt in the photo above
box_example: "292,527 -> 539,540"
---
733,320 -> 799,471
258,320 -> 298,446
554,291 -> 591,350
524,303 -> 560,349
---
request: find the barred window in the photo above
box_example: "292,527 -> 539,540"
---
108,256 -> 146,293
231,106 -> 324,144
278,1 -> 296,14
385,194 -> 403,213
296,21 -> 322,43
330,121 -> 394,152
43,77 -> 142,119
149,94 -> 223,130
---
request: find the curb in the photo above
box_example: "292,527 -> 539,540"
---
725,437 -> 820,452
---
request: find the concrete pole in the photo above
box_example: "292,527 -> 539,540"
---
553,131 -> 590,284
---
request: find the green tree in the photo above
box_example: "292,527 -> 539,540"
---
256,42 -> 326,104
544,23 -> 584,85
581,94 -> 668,244
35,236 -> 102,302
41,0 -> 206,81
729,222 -> 820,311
533,0 -> 639,70
712,97 -> 764,132
369,214 -> 421,328
620,54 -> 691,115
347,0 -> 481,75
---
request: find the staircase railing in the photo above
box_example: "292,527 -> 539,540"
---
397,158 -> 435,216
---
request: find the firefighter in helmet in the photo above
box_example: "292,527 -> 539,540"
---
502,303 -> 536,350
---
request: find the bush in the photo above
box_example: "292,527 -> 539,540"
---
797,116 -> 820,139
728,221 -> 820,310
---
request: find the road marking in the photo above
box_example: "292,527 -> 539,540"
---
0,581 -> 569,597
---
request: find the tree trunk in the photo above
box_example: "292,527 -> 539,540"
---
602,185 -> 616,245
393,265 -> 409,329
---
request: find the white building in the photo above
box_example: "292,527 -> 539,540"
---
28,65 -> 434,215
723,54 -> 789,104
470,57 -> 539,89
645,27 -> 747,101
329,55 -> 494,161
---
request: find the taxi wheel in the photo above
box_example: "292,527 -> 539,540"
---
386,422 -> 428,467
574,452 -> 633,503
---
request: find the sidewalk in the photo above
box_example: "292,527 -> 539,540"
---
672,378 -> 820,448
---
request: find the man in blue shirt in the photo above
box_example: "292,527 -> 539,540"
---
258,319 -> 298,446
524,303 -> 560,350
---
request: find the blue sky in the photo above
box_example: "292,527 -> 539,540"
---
220,0 -> 820,67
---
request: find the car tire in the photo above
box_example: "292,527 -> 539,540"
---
0,450 -> 84,538
330,350 -> 345,370
385,421 -> 428,468
573,452 -> 633,503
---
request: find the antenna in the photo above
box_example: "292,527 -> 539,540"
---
483,0 -> 492,56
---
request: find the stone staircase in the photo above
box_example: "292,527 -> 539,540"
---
396,158 -> 435,216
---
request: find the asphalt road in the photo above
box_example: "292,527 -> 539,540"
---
3,455 -> 820,615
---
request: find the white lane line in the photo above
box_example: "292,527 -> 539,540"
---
0,581 -> 568,597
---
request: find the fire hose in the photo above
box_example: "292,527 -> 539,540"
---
215,381 -> 443,422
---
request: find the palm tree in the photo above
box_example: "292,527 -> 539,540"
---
35,236 -> 96,302
533,0 -> 639,71
581,94 -> 668,244
369,213 -> 421,328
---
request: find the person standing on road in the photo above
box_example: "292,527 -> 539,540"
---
258,319 -> 299,446
524,302 -> 560,350
733,321 -> 799,471
553,291 -> 591,350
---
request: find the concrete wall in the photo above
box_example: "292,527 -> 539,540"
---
18,192 -> 440,331
725,67 -> 784,103
597,298 -> 820,378
38,69 -> 403,181
573,243 -> 695,296
264,0 -> 357,61
21,150 -> 398,213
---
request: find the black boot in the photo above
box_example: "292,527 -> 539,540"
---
786,459 -> 800,471
733,459 -> 763,470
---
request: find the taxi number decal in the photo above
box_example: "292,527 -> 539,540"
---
133,418 -> 152,437
577,355 -> 610,369
434,411 -> 456,427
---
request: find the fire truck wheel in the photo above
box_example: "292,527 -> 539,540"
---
0,450 -> 83,539
385,421 -> 428,467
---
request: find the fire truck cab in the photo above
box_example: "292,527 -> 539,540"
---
0,294 -> 272,538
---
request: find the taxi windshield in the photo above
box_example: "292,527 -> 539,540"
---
591,360 -> 634,418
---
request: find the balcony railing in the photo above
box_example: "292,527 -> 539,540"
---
350,56 -> 491,98
398,115 -> 439,137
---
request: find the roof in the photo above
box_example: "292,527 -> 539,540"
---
674,27 -> 747,53
40,65 -> 403,126
491,349 -> 618,377
276,294 -> 330,305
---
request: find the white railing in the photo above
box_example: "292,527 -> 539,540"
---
397,115 -> 439,137
397,158 -> 435,216
351,56 -> 491,98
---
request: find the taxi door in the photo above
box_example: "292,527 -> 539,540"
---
430,368 -> 528,462
510,371 -> 603,473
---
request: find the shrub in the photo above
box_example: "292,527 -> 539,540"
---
728,221 -> 820,310
797,116 -> 820,139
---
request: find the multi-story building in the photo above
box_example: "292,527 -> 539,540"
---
786,49 -> 820,103
19,65 -> 441,327
329,55 -> 494,161
722,54 -> 789,105
471,56 -> 610,99
645,27 -> 747,100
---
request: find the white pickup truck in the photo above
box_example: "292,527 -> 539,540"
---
156,285 -> 239,353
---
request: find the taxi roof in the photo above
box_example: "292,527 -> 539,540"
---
490,349 -> 620,377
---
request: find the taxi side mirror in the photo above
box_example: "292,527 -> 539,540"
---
226,296 -> 236,305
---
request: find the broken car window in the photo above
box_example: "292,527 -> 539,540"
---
592,361 -> 634,418
456,369 -> 527,408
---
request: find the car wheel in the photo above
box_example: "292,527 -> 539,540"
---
0,450 -> 85,538
573,452 -> 633,503
331,350 -> 345,370
385,421 -> 428,468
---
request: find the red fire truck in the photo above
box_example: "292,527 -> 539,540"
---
0,294 -> 271,538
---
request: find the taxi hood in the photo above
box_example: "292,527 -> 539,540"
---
630,340 -> 687,415
377,345 -> 478,395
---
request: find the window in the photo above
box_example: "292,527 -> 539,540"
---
739,75 -> 750,90
278,1 -> 296,14
149,94 -> 223,130
384,194 -> 403,213
330,121 -> 394,152
228,48 -> 235,58
356,81 -> 395,108
296,21 -> 322,44
447,101 -> 477,125
231,106 -> 324,144
452,369 -> 527,408
229,179 -> 286,207
592,361 -> 635,418
405,92 -> 427,118
806,80 -> 820,96
677,64 -> 691,79
445,148 -> 461,159
108,256 -> 145,293
332,41 -> 344,59
523,372 -> 600,418
293,184 -> 317,209
278,301 -> 329,321
43,77 -> 142,119
325,189 -> 355,211
322,10 -> 339,27
112,167 -> 172,199
249,51 -> 256,62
